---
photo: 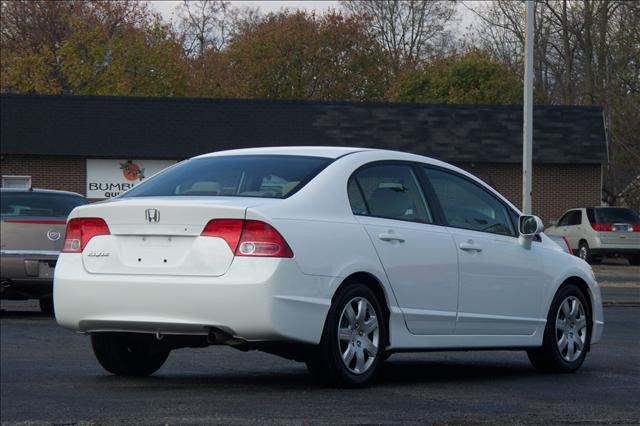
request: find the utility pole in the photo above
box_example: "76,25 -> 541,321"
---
523,0 -> 534,214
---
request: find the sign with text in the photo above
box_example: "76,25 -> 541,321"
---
86,159 -> 176,199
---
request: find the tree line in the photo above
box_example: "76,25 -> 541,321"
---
1,0 -> 638,207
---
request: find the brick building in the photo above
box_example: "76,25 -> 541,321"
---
1,94 -> 607,224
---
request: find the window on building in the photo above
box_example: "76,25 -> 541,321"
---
1,175 -> 31,189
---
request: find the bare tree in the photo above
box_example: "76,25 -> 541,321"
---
175,0 -> 230,57
174,0 -> 262,57
341,0 -> 457,74
466,0 -> 640,208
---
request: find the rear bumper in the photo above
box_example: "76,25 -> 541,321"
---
53,254 -> 333,345
1,251 -> 57,299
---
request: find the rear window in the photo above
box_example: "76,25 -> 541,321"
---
121,155 -> 332,199
593,208 -> 640,224
0,193 -> 87,218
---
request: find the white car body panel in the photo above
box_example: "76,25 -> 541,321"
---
55,147 -> 603,353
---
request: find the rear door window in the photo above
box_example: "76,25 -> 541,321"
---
349,164 -> 433,223
0,193 -> 87,218
121,155 -> 331,199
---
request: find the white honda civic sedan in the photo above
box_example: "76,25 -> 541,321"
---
54,147 -> 603,386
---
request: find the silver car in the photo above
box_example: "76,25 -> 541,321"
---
546,207 -> 640,264
0,188 -> 88,313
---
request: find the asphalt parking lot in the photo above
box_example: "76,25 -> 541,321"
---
1,306 -> 638,425
1,264 -> 638,425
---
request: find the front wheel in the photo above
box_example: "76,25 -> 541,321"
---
91,333 -> 170,376
306,282 -> 386,387
578,241 -> 592,263
527,284 -> 591,373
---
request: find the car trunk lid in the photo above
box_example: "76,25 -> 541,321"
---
77,197 -> 277,277
0,217 -> 67,253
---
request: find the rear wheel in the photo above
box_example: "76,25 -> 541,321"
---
528,284 -> 591,373
306,282 -> 386,387
629,255 -> 640,266
91,333 -> 170,376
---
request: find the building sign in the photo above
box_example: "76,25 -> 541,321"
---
86,159 -> 176,199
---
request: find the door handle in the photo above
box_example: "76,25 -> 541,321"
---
459,242 -> 482,252
378,233 -> 405,243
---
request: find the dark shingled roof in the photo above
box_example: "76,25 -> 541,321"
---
1,93 -> 607,164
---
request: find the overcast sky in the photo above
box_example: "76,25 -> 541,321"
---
149,1 -> 478,33
150,1 -> 339,21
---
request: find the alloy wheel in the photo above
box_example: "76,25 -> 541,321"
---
337,297 -> 379,375
555,296 -> 587,362
579,246 -> 588,260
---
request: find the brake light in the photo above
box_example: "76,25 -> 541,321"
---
62,218 -> 110,253
201,219 -> 293,258
633,224 -> 640,232
201,219 -> 244,251
562,236 -> 573,255
592,223 -> 613,232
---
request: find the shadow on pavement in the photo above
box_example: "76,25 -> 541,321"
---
85,358 -> 536,390
0,309 -> 52,318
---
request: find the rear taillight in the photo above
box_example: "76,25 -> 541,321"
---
201,219 -> 293,258
201,219 -> 244,251
562,236 -> 573,255
592,223 -> 613,232
633,224 -> 640,232
62,218 -> 110,253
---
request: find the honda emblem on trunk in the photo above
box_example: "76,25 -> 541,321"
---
145,208 -> 160,223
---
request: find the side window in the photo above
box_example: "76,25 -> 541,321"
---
558,212 -> 572,227
425,168 -> 516,237
351,164 -> 433,223
569,210 -> 583,226
347,178 -> 368,215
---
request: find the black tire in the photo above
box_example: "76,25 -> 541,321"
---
629,255 -> 640,266
527,283 -> 591,373
91,333 -> 170,376
306,282 -> 387,387
39,297 -> 54,315
578,241 -> 592,263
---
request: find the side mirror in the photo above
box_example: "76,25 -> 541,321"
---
519,215 -> 544,237
549,219 -> 558,227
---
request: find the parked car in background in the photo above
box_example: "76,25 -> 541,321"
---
1,188 -> 88,313
546,207 -> 640,264
53,147 -> 603,387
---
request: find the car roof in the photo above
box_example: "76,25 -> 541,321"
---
0,188 -> 86,198
196,146 -> 372,159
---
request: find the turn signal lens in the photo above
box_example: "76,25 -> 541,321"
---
201,219 -> 293,258
62,218 -> 110,253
